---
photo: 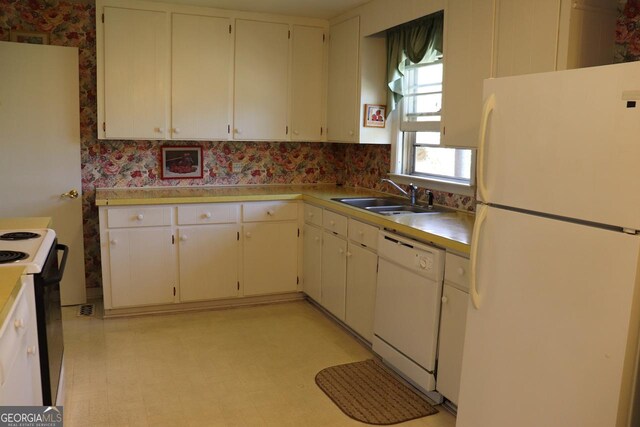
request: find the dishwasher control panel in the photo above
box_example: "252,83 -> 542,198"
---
377,231 -> 444,281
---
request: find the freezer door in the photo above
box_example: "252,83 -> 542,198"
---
478,62 -> 640,230
458,205 -> 640,427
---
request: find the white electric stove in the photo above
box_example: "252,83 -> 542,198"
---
0,229 -> 57,273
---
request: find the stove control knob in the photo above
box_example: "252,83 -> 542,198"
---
14,319 -> 24,329
136,214 -> 144,221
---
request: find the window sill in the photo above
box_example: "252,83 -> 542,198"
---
388,173 -> 476,197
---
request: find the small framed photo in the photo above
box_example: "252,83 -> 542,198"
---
10,30 -> 49,45
364,104 -> 386,128
161,146 -> 203,179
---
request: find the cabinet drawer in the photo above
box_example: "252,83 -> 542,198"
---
445,252 -> 470,291
348,218 -> 378,250
323,210 -> 348,237
0,282 -> 28,370
242,201 -> 297,222
177,204 -> 239,225
107,207 -> 172,228
304,204 -> 323,227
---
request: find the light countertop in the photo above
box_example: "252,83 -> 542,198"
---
0,217 -> 52,326
96,185 -> 474,254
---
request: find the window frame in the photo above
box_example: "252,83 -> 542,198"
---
399,58 -> 443,133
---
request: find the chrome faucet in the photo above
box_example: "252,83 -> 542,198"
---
381,179 -> 419,205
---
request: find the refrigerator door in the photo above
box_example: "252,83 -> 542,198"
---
458,205 -> 640,427
477,62 -> 640,230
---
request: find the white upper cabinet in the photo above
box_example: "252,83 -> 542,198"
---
327,16 -> 360,143
102,7 -> 169,139
493,0 -> 618,78
234,19 -> 290,141
442,0 -> 495,148
291,25 -> 326,141
171,13 -> 232,140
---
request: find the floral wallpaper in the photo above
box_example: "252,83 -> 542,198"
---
616,0 -> 640,61
0,0 -> 474,291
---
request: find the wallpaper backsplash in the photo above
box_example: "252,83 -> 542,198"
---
1,0 -> 472,291
616,0 -> 640,61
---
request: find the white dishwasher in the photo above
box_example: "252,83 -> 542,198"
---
373,231 -> 445,399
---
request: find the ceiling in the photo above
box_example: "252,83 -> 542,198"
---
147,0 -> 372,19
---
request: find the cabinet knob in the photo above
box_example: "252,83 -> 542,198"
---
173,127 -> 181,134
358,230 -> 364,236
245,232 -> 252,238
330,220 -> 335,226
349,130 -> 354,136
339,248 -> 344,255
14,319 -> 24,329
346,251 -> 352,258
203,212 -> 212,219
110,239 -> 117,245
314,237 -> 320,242
27,346 -> 37,356
155,127 -> 164,134
266,210 -> 274,216
293,130 -> 299,135
235,129 -> 242,134
441,296 -> 449,304
136,214 -> 144,221
457,267 -> 465,276
308,212 -> 313,218
180,235 -> 188,241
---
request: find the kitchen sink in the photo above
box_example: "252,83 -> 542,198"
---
332,197 -> 454,216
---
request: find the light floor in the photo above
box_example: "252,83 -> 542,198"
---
62,300 -> 456,427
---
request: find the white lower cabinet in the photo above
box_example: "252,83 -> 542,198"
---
321,231 -> 347,319
108,227 -> 176,308
243,221 -> 298,296
302,223 -> 322,302
437,252 -> 471,405
177,225 -> 239,302
345,242 -> 377,342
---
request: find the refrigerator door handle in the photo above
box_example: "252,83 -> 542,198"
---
470,204 -> 488,309
477,94 -> 496,202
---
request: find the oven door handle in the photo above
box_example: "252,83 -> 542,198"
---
42,244 -> 69,285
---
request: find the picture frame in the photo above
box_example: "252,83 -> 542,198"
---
364,104 -> 386,128
10,30 -> 49,45
160,146 -> 203,179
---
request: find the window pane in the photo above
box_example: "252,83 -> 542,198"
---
413,146 -> 472,181
415,132 -> 441,145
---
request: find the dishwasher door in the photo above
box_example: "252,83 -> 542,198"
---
373,231 -> 445,392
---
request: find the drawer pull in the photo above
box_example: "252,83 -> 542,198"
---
358,230 -> 364,235
203,212 -> 212,219
330,220 -> 335,226
308,212 -> 313,218
266,210 -> 275,216
136,214 -> 144,221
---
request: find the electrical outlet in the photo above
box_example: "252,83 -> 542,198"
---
232,162 -> 243,173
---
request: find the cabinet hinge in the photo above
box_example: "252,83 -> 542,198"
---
237,231 -> 240,241
237,281 -> 240,290
288,30 -> 291,39
442,126 -> 446,136
229,24 -> 232,34
101,13 -> 104,23
297,228 -> 300,237
323,33 -> 325,43
227,124 -> 231,134
286,125 -> 289,135
173,287 -> 176,296
172,235 -> 175,244
102,122 -> 106,132
320,127 -> 323,136
296,276 -> 299,285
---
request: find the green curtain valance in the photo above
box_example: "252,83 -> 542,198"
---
386,11 -> 444,116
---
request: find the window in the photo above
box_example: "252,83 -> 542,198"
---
401,59 -> 443,133
404,132 -> 474,185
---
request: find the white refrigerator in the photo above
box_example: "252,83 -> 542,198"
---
457,62 -> 640,427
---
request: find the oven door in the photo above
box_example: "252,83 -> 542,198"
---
34,241 -> 68,406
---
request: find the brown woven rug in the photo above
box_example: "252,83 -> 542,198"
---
315,359 -> 438,425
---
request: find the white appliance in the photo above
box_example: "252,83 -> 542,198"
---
373,231 -> 445,401
458,62 -> 640,427
0,229 -> 67,407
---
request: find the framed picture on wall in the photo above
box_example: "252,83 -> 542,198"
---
10,30 -> 49,45
161,146 -> 203,179
364,104 -> 386,128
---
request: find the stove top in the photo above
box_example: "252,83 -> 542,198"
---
0,229 -> 56,274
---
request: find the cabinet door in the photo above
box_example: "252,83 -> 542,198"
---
442,0 -> 495,148
103,7 -> 168,139
345,243 -> 377,341
493,0 -> 562,77
172,14 -> 231,140
437,284 -> 468,405
291,25 -> 325,141
327,16 -> 359,143
108,228 -> 175,308
321,232 -> 347,320
234,19 -> 289,140
178,225 -> 239,302
302,224 -> 322,302
243,221 -> 298,295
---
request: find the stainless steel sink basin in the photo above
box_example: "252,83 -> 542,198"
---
332,197 -> 454,216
